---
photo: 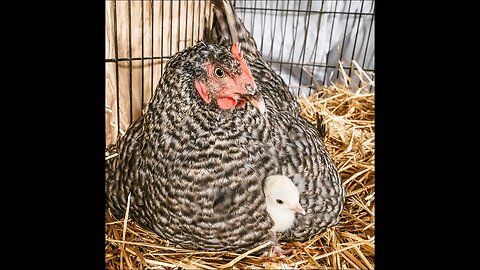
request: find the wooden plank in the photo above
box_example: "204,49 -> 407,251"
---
105,0 -> 212,145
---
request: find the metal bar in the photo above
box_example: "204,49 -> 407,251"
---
106,56 -> 171,63
259,0 -> 268,54
177,0 -> 182,52
234,6 -> 374,17
113,0 -> 121,137
170,0 -> 174,56
323,0 -> 339,85
267,0 -> 280,61
160,0 -> 164,84
309,0 -> 326,88
298,0 -> 313,95
197,0 -> 202,42
151,0 -> 154,98
128,0 -> 133,124
242,1 -> 246,22
106,49 -> 375,72
350,0 -> 365,86
141,0 -> 145,109
266,59 -> 374,72
202,0 -> 207,40
286,0 -> 303,91
190,0 -> 195,46
361,5 -> 375,69
278,0 -> 290,74
336,0 -> 353,80
251,0 -> 258,41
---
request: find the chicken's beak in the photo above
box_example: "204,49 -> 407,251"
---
239,86 -> 266,114
292,203 -> 306,215
247,93 -> 266,114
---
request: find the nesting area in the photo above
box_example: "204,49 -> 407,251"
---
105,64 -> 375,269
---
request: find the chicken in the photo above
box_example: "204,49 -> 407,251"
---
105,0 -> 345,253
264,175 -> 306,233
205,0 -> 345,242
263,175 -> 305,257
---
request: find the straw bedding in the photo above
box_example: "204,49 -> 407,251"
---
105,63 -> 375,269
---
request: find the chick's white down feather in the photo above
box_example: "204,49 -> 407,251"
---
264,175 -> 306,233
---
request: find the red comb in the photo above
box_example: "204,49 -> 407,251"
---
230,43 -> 243,62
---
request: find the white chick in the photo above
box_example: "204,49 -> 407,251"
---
264,175 -> 306,233
263,175 -> 306,257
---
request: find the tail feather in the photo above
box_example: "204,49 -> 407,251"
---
205,0 -> 260,61
316,112 -> 327,141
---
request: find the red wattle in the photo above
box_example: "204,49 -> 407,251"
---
217,97 -> 237,110
195,80 -> 211,103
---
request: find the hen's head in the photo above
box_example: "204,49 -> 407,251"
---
160,42 -> 264,113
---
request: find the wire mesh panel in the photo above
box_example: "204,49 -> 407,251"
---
232,0 -> 375,96
105,0 -> 375,145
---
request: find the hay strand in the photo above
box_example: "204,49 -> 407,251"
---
217,241 -> 273,269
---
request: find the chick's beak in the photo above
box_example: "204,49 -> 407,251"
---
292,203 -> 306,215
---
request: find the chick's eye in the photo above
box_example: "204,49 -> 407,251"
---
214,67 -> 225,78
276,199 -> 284,205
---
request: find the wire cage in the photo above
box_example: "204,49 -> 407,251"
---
105,0 -> 375,146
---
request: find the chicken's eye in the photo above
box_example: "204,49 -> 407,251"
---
276,199 -> 284,205
214,67 -> 225,78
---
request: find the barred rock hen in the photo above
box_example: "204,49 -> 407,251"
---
106,0 -> 345,253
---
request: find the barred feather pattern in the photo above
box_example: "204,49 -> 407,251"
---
205,0 -> 346,241
105,0 -> 345,253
